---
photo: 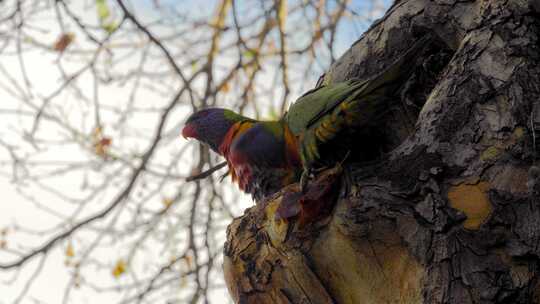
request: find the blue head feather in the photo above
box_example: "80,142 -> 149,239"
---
183,108 -> 247,153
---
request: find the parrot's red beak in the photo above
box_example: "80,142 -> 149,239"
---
182,124 -> 197,139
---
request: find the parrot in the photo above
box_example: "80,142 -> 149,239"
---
182,109 -> 302,201
182,37 -> 429,202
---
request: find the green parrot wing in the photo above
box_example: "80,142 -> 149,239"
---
286,35 -> 432,135
284,35 -> 432,169
284,81 -> 366,136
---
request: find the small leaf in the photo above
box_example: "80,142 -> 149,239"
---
243,49 -> 256,59
112,259 -> 127,278
53,33 -> 75,52
96,0 -> 118,33
190,60 -> 198,72
96,0 -> 110,21
102,22 -> 118,34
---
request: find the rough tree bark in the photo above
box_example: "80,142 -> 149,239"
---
223,0 -> 540,303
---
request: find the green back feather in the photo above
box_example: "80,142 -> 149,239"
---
284,35 -> 431,136
283,35 -> 432,168
259,121 -> 284,138
284,81 -> 369,135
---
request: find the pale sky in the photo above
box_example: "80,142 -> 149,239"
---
0,1 -> 389,303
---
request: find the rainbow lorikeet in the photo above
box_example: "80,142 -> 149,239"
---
182,109 -> 302,201
182,38 -> 427,201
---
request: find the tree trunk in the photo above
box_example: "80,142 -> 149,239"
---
223,0 -> 540,303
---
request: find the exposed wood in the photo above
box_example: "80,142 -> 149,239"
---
224,0 -> 540,303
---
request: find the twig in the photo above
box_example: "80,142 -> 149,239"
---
186,161 -> 227,182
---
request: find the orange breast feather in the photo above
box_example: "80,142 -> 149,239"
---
218,121 -> 254,188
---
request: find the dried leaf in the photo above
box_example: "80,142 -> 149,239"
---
66,243 -> 75,258
220,82 -> 230,93
53,33 -> 75,52
112,259 -> 127,278
313,30 -> 322,40
162,197 -> 174,207
274,166 -> 342,225
0,240 -> 6,249
275,190 -> 302,220
184,255 -> 193,269
298,166 -> 342,226
100,138 -> 112,146
94,137 -> 112,157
